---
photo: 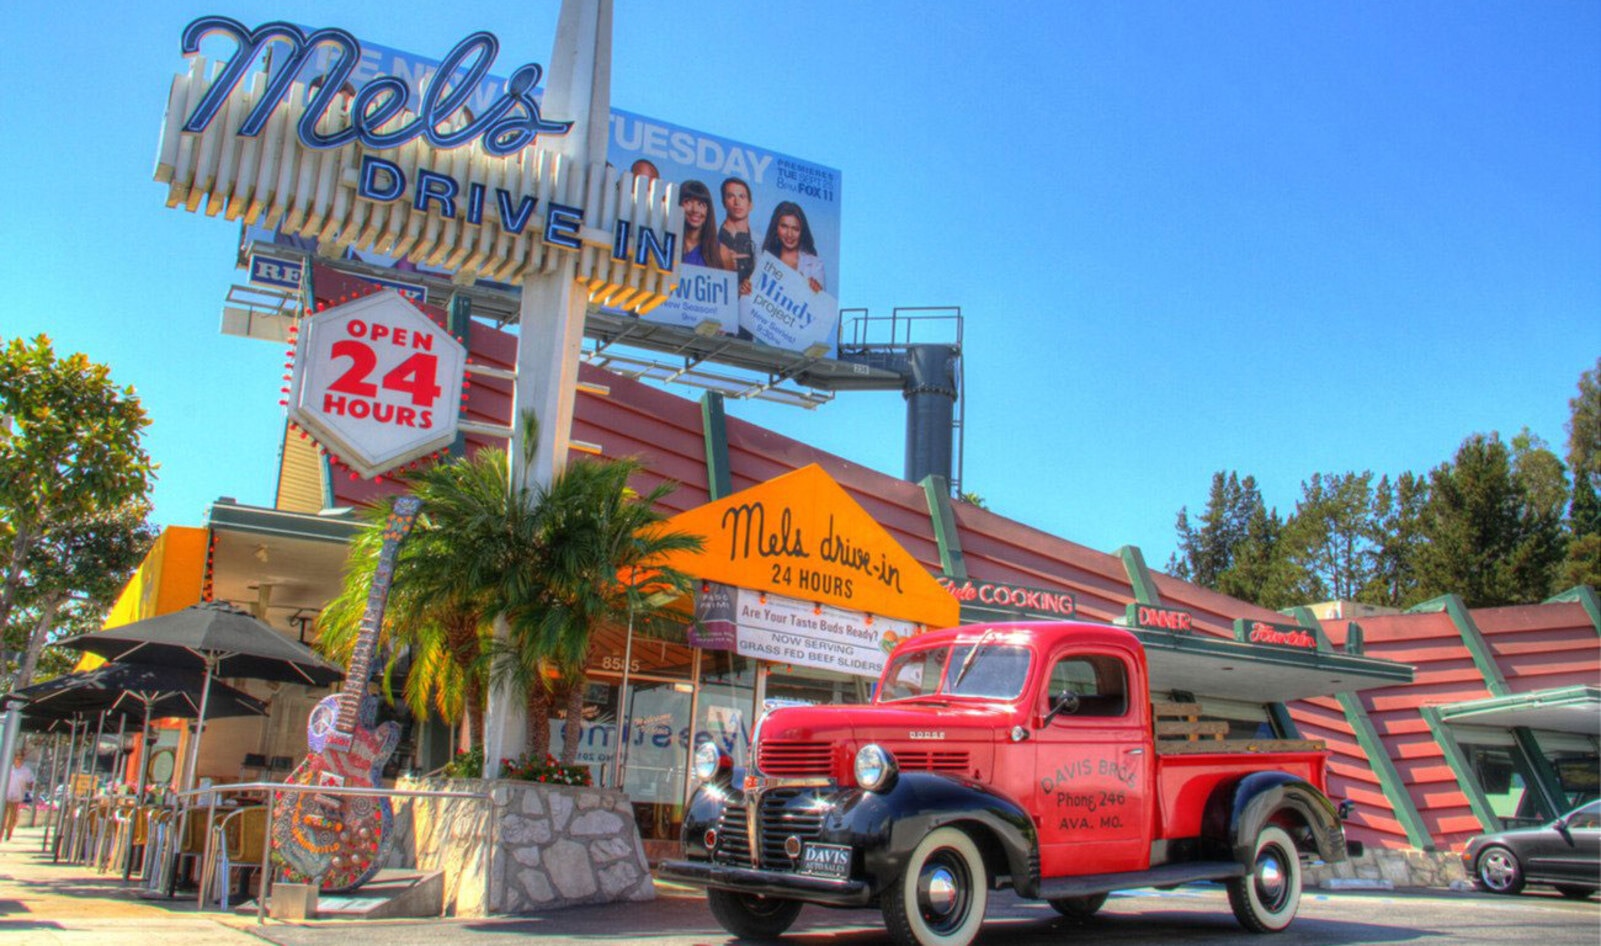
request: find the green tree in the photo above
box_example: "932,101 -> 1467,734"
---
1562,359 -> 1601,587
1365,472 -> 1429,607
1170,472 -> 1267,587
1276,472 -> 1378,603
318,424 -> 703,770
4,501 -> 156,688
0,335 -> 156,669
499,456 -> 703,765
1215,500 -> 1292,608
1417,433 -> 1566,606
318,451 -> 513,749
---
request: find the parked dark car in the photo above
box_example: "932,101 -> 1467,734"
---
1463,800 -> 1600,898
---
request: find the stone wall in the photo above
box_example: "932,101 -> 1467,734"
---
385,778 -> 654,916
1306,848 -> 1470,890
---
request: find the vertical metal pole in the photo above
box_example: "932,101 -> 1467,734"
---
110,715 -> 129,790
256,789 -> 274,925
680,647 -> 703,811
611,599 -> 635,790
182,658 -> 217,792
52,717 -> 81,861
124,705 -> 154,880
481,0 -> 615,781
0,700 -> 21,837
43,729 -> 66,853
89,710 -> 107,789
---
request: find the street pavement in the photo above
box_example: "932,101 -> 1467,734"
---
2,822 -> 1596,946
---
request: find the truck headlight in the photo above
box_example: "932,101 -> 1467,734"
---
854,743 -> 898,792
692,741 -> 729,783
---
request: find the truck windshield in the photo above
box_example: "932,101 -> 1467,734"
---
879,646 -> 950,701
943,644 -> 1030,698
878,643 -> 1031,702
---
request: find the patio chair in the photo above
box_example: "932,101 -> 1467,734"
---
200,806 -> 266,911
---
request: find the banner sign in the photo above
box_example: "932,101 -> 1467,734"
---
181,20 -> 843,356
733,589 -> 916,679
939,576 -> 1077,620
157,17 -> 678,313
656,465 -> 960,629
688,581 -> 737,651
1233,618 -> 1320,651
1125,603 -> 1195,633
286,288 -> 466,478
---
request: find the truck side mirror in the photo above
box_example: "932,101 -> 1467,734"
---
1042,689 -> 1081,726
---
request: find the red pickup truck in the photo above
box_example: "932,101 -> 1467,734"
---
661,620 -> 1362,946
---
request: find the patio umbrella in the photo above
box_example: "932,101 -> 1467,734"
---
6,662 -> 269,791
59,601 -> 342,790
7,662 -> 273,880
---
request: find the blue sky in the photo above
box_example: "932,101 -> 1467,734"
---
2,1 -> 1596,570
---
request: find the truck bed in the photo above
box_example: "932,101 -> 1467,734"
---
1150,701 -> 1328,840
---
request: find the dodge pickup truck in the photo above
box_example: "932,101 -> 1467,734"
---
661,620 -> 1362,946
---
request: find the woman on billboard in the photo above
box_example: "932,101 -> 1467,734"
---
761,201 -> 825,293
679,180 -> 731,270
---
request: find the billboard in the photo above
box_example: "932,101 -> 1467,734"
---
203,22 -> 842,355
604,109 -> 842,353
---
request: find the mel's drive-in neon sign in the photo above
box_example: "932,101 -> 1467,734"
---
158,17 -> 681,310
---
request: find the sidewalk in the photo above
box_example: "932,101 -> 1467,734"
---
0,823 -> 267,944
0,822 -> 723,946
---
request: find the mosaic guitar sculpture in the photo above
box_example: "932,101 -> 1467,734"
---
270,496 -> 421,892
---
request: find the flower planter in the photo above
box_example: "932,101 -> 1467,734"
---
389,777 -> 654,916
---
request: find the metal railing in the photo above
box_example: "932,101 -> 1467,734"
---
160,780 -> 495,923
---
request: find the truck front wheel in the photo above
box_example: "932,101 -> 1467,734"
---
1228,824 -> 1302,933
883,826 -> 988,946
706,889 -> 803,939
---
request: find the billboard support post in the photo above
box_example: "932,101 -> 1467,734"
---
481,0 -> 614,781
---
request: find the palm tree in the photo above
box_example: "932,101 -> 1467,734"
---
318,445 -> 531,748
319,420 -> 703,769
509,456 -> 703,764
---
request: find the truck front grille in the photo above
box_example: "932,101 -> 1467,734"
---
714,800 -> 752,863
757,740 -> 833,775
755,742 -> 971,777
710,788 -> 827,871
899,750 -> 970,773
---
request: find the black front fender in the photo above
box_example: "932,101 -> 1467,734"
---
845,772 -> 1038,897
678,770 -> 1038,899
1205,771 -> 1348,864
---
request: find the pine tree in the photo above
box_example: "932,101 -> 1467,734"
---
1562,359 -> 1601,587
1366,472 -> 1428,607
1277,472 -> 1377,603
1417,433 -> 1565,606
1170,472 -> 1266,588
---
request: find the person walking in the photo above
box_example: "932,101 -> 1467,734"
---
4,750 -> 35,841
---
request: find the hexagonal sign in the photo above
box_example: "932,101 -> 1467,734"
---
286,289 -> 466,479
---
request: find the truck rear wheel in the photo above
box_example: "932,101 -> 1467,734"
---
706,889 -> 803,939
1048,892 -> 1109,918
1227,825 -> 1302,933
883,826 -> 988,946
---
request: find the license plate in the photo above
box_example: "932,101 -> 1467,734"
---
800,842 -> 851,879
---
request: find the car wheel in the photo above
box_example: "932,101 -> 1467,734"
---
1555,885 -> 1595,900
1475,845 -> 1525,895
883,826 -> 988,946
1048,892 -> 1109,918
1227,824 -> 1303,933
706,888 -> 803,939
